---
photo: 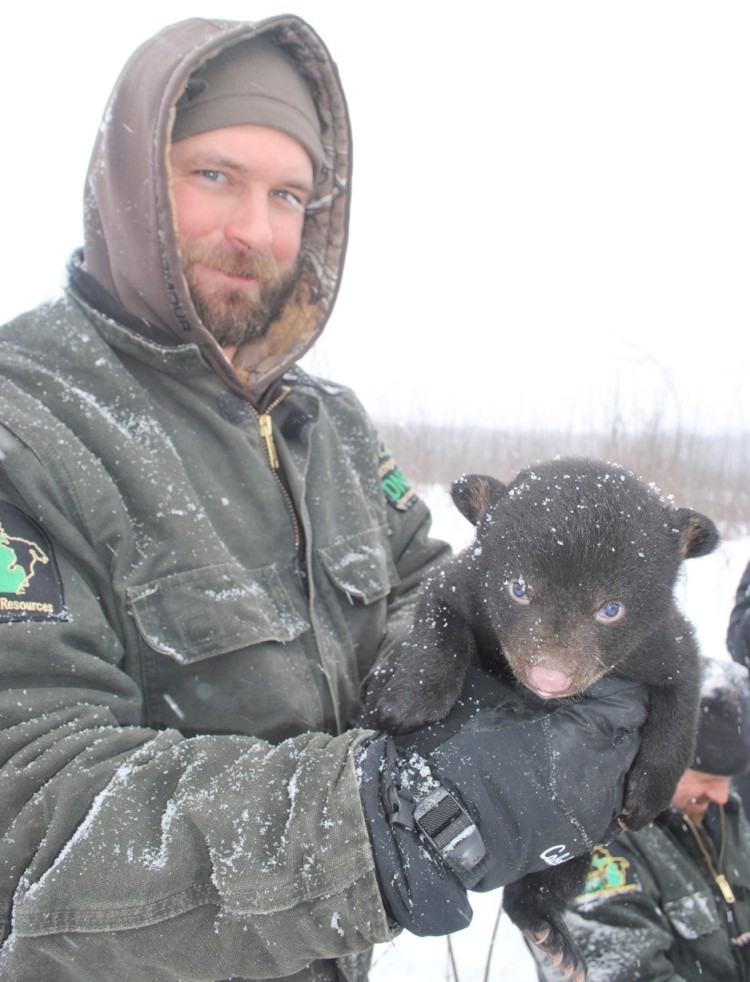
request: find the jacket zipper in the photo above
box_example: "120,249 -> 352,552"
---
683,808 -> 736,904
253,387 -> 302,555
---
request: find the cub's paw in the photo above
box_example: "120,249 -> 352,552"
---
371,671 -> 458,734
520,918 -> 587,981
504,880 -> 587,981
622,769 -> 676,831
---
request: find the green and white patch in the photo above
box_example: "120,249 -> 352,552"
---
0,502 -> 67,622
378,442 -> 416,511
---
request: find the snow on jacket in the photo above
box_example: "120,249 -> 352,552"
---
531,797 -> 750,982
0,16 -> 449,982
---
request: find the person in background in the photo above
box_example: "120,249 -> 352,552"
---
530,656 -> 750,982
727,559 -> 750,670
0,15 -> 649,981
727,558 -> 750,817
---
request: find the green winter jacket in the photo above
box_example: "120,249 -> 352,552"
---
532,797 -> 750,981
0,15 -> 449,982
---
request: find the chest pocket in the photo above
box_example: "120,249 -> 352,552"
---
317,526 -> 398,604
127,562 -> 308,664
663,891 -> 720,940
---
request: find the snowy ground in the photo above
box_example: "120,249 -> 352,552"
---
370,482 -> 750,982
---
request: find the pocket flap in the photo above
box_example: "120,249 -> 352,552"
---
127,563 -> 308,664
318,527 -> 398,604
663,891 -> 719,939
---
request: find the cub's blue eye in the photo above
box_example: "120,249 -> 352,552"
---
508,579 -> 530,605
595,601 -> 625,624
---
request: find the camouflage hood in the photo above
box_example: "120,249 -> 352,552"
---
83,16 -> 351,407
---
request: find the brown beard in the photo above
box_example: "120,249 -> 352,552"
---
181,243 -> 298,346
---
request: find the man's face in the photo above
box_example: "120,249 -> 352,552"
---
671,769 -> 732,824
169,124 -> 314,347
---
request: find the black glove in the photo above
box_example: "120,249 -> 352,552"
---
357,667 -> 648,937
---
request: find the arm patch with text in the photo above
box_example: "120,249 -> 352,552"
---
0,502 -> 67,622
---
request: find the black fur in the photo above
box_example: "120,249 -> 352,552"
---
362,457 -> 719,980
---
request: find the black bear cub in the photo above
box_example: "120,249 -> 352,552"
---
363,457 -> 719,981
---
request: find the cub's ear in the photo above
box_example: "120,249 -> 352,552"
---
450,474 -> 508,526
673,508 -> 720,559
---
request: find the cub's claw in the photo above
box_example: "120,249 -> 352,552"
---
522,922 -> 587,981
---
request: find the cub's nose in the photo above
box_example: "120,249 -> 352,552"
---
525,665 -> 573,698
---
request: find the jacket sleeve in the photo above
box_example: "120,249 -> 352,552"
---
727,559 -> 750,669
364,438 -> 451,671
0,428 -> 394,980
380,497 -> 450,656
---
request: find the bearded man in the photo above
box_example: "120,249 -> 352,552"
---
0,16 -> 648,982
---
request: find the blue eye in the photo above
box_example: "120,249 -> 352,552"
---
198,169 -> 226,183
508,579 -> 531,605
271,189 -> 307,213
595,601 -> 625,624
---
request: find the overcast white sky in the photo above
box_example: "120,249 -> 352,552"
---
5,1 -> 749,434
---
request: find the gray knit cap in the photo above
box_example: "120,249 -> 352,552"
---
172,37 -> 324,179
692,657 -> 750,776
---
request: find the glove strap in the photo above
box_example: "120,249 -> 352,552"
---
385,773 -> 493,889
413,788 -> 492,888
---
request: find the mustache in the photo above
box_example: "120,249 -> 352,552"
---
180,243 -> 282,285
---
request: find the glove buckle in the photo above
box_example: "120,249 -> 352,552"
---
413,787 -> 489,887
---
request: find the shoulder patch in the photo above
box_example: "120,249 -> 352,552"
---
573,844 -> 641,908
0,503 -> 67,623
378,442 -> 417,511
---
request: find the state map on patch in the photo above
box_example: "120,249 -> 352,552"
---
0,502 -> 67,622
573,844 -> 641,908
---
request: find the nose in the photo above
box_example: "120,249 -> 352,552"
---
224,189 -> 274,251
708,780 -> 731,807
